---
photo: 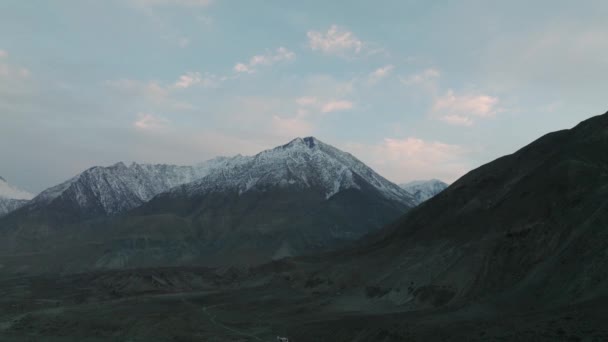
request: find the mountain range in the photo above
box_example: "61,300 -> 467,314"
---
0,137 -> 428,271
0,111 -> 606,341
15,158 -> 237,222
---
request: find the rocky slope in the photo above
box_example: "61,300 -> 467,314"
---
271,110 -> 608,340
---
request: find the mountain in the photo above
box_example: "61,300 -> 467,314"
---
1,113 -> 608,341
12,159 -> 242,223
171,137 -> 412,205
0,137 -> 415,270
400,179 -> 449,204
101,137 -> 416,267
0,176 -> 34,217
261,110 -> 608,340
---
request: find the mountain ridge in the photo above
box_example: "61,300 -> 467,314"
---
175,136 -> 414,205
0,136 -> 416,270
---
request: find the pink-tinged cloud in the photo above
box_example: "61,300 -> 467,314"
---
172,71 -> 219,89
134,113 -> 170,131
234,47 -> 295,73
0,50 -> 7,58
307,25 -> 363,56
173,71 -> 201,89
368,65 -> 394,84
344,137 -> 471,184
432,89 -> 500,126
233,63 -> 250,73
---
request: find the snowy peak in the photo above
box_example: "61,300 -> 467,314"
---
20,137 -> 415,219
181,137 -> 415,206
0,177 -> 34,200
400,179 -> 448,205
29,158 -> 243,216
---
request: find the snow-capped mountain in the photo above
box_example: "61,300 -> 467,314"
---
0,176 -> 34,217
177,137 -> 415,206
0,137 -> 417,269
18,137 -> 413,221
400,179 -> 448,205
25,159 -> 240,218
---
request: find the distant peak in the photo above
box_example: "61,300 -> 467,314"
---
0,176 -> 5,183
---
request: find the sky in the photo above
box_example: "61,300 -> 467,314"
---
1,0 -> 607,194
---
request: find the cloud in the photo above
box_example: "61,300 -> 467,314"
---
132,0 -> 213,7
344,137 -> 470,184
173,72 -> 201,89
233,63 -> 251,73
172,71 -> 219,89
368,65 -> 394,84
307,25 -> 363,57
321,100 -> 354,113
401,68 -> 441,86
0,50 -> 7,58
398,69 -> 500,126
133,113 -> 169,131
234,47 -> 295,73
431,89 -> 500,126
292,75 -> 357,115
